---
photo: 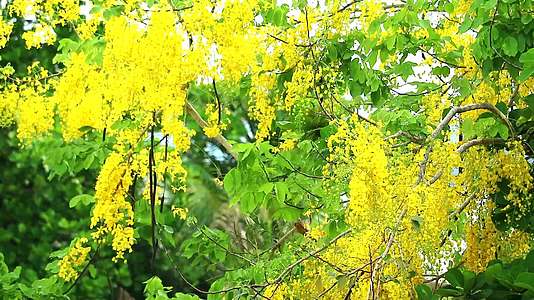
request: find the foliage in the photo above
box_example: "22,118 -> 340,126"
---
0,0 -> 534,299
417,249 -> 534,299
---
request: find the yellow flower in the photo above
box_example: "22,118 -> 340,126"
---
58,238 -> 91,282
203,103 -> 227,138
171,206 -> 189,220
360,0 -> 384,30
0,20 -> 13,48
22,24 -> 56,49
278,139 -> 297,152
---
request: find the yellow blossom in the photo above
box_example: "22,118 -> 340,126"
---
0,20 -> 13,48
58,238 -> 91,282
171,206 -> 189,220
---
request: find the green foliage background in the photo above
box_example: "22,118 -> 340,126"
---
1,0 -> 534,299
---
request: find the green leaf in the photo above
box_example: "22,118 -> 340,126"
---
496,123 -> 509,139
463,270 -> 476,292
480,0 -> 497,10
518,49 -> 534,81
415,284 -> 434,300
69,194 -> 94,208
485,262 -> 504,283
432,66 -> 450,77
519,49 -> 534,65
514,272 -> 534,291
233,143 -> 254,161
393,62 -> 416,81
411,215 -> 423,231
144,276 -> 164,294
82,154 -> 95,169
173,293 -> 200,300
459,16 -> 474,33
223,168 -> 238,195
462,118 -> 476,139
445,268 -> 464,287
518,67 -> 534,81
88,264 -> 97,278
103,5 -> 125,20
275,182 -> 289,204
31,276 -> 56,291
327,44 -> 338,61
435,288 -> 463,297
272,207 -> 301,221
502,36 -> 518,56
57,38 -> 79,53
385,35 -> 396,51
259,182 -> 274,194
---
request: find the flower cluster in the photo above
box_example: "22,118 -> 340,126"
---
58,238 -> 91,282
0,20 -> 13,48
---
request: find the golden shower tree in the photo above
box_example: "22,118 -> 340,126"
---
1,0 -> 534,299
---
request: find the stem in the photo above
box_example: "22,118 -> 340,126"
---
185,101 -> 238,160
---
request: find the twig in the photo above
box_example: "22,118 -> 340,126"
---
384,131 -> 425,144
418,47 -> 466,69
316,280 -> 338,298
212,79 -> 222,125
418,103 -> 515,183
424,138 -> 506,185
161,245 -> 266,297
430,104 -> 514,141
195,224 -> 255,265
269,229 -> 352,285
449,193 -> 476,219
456,138 -> 506,153
149,111 -> 157,269
277,154 -> 324,179
185,101 -> 238,160
160,136 -> 168,213
64,244 -> 101,295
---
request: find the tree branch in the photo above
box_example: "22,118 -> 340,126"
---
185,101 -> 238,160
417,103 -> 515,183
429,103 -> 515,141
270,229 -> 352,285
456,138 -> 506,153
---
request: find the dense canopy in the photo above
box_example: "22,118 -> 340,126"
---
1,0 -> 534,299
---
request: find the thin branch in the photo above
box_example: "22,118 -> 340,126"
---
305,249 -> 346,274
212,79 -> 222,125
417,103 -> 515,183
456,138 -> 506,153
267,33 -> 289,44
384,130 -> 425,144
418,47 -> 466,69
449,193 -> 476,219
7,71 -> 64,84
64,244 -> 101,295
264,227 -> 296,257
316,280 -> 339,298
338,0 -> 363,12
269,229 -> 352,285
277,154 -> 324,179
185,101 -> 238,160
354,107 -> 378,126
379,208 -> 407,262
429,103 -> 514,141
149,111 -> 157,269
161,245 -> 266,297
426,138 -> 506,185
196,224 -> 255,265
389,81 -> 448,97
416,146 -> 432,185
160,136 -> 168,213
